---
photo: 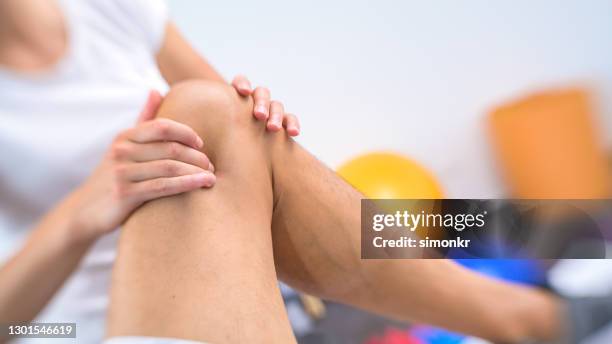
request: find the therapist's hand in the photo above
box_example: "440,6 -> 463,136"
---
231,75 -> 300,136
69,90 -> 215,242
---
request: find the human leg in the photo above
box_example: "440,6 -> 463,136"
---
266,134 -> 562,343
106,80 -> 295,343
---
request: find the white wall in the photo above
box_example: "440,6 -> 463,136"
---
167,0 -> 612,198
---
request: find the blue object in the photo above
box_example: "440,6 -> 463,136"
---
410,326 -> 465,344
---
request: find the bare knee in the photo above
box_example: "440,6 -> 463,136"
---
161,79 -> 253,123
156,80 -> 258,159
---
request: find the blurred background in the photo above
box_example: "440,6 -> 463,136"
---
167,1 -> 612,343
168,0 -> 612,198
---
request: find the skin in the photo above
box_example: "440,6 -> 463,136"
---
0,1 -> 565,343
108,82 -> 297,343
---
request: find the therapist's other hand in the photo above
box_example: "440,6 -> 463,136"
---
231,75 -> 300,136
71,90 -> 215,242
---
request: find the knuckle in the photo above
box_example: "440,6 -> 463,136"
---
112,182 -> 131,200
112,164 -> 129,180
154,119 -> 171,136
114,129 -> 130,142
271,100 -> 283,109
152,179 -> 170,194
270,103 -> 283,117
109,143 -> 129,160
167,142 -> 182,158
163,160 -> 179,175
255,86 -> 270,97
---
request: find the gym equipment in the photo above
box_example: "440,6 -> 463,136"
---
337,152 -> 444,199
409,326 -> 492,344
409,326 -> 465,344
299,293 -> 326,320
488,88 -> 610,199
364,327 -> 424,344
338,152 -> 445,241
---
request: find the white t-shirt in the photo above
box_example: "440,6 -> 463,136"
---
0,0 -> 168,342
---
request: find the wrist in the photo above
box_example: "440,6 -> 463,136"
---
54,190 -> 101,249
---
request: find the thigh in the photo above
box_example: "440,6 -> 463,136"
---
106,80 -> 295,343
267,137 -> 364,299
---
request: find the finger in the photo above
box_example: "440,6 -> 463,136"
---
253,86 -> 271,120
283,113 -> 300,136
126,118 -> 204,149
121,141 -> 212,171
132,172 -> 216,203
119,160 -> 208,182
136,90 -> 163,124
267,101 -> 284,131
231,75 -> 253,96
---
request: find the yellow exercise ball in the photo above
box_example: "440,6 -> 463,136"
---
337,152 -> 444,199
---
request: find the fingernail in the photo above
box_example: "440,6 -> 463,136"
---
289,126 -> 299,135
196,172 -> 215,187
268,120 -> 281,131
209,161 -> 215,173
255,105 -> 268,116
196,136 -> 204,148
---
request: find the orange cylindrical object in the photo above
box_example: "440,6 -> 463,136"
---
489,88 -> 610,199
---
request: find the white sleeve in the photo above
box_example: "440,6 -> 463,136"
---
113,0 -> 169,54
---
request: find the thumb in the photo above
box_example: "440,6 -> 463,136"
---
136,90 -> 163,124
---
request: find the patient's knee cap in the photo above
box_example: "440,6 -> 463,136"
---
158,79 -> 255,137
154,80 -> 260,166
